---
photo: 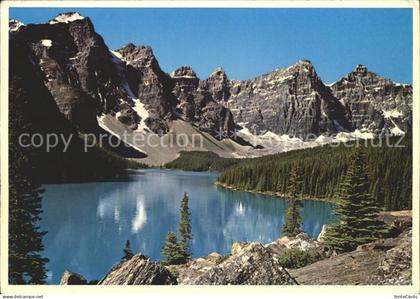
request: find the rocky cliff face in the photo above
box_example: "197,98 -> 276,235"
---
13,13 -> 132,132
329,64 -> 412,135
228,60 -> 354,138
171,66 -> 235,135
98,254 -> 177,285
9,12 -> 413,164
188,242 -> 297,285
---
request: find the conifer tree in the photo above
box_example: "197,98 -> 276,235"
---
325,148 -> 388,252
282,165 -> 304,237
121,240 -> 134,261
160,232 -> 184,265
9,83 -> 49,284
178,192 -> 192,259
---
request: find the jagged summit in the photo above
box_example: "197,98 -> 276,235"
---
9,19 -> 25,32
211,67 -> 225,75
116,44 -> 155,63
352,64 -> 369,76
8,11 -> 412,164
296,59 -> 313,66
117,43 -> 136,52
170,66 -> 198,79
48,12 -> 85,24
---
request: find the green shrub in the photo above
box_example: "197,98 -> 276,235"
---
215,254 -> 230,265
167,266 -> 179,279
278,248 -> 326,269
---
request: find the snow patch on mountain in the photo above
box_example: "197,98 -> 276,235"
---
97,114 -> 146,154
9,19 -> 25,32
41,39 -> 52,47
390,125 -> 405,136
133,99 -> 151,132
237,126 -> 379,156
110,50 -> 128,65
49,12 -> 85,24
387,119 -> 405,136
383,110 -> 403,119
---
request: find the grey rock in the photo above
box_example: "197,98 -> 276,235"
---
171,66 -> 235,137
329,64 -> 412,135
227,60 -> 353,138
99,254 -> 177,285
188,242 -> 297,285
59,270 -> 87,285
116,43 -> 176,134
289,229 -> 412,285
373,230 -> 412,285
15,13 -> 128,132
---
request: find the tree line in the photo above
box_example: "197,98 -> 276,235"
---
218,137 -> 412,211
282,148 -> 388,253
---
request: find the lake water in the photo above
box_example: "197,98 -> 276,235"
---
40,169 -> 337,284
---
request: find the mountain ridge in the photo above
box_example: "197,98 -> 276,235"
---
9,12 -> 413,165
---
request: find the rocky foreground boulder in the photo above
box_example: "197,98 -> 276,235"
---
59,270 -> 87,285
184,242 -> 297,285
373,229 -> 412,285
98,254 -> 177,285
289,229 -> 412,285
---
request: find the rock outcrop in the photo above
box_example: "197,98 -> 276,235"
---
186,242 -> 297,285
373,230 -> 412,285
116,43 -> 176,134
59,270 -> 87,285
98,254 -> 177,285
171,66 -> 235,136
329,64 -> 412,135
228,60 -> 353,138
289,229 -> 412,285
15,12 -> 128,132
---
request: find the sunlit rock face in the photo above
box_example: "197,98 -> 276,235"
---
329,64 -> 412,136
10,12 -> 412,155
99,254 -> 177,285
227,60 -> 354,138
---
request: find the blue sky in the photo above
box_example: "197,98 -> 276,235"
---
10,8 -> 413,84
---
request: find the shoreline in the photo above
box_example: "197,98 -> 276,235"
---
214,181 -> 336,203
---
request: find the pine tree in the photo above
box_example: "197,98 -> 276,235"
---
9,83 -> 49,284
160,232 -> 184,265
121,240 -> 134,262
178,192 -> 192,259
325,148 -> 388,252
282,165 -> 304,237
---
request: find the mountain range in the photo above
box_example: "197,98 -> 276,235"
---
9,12 -> 413,166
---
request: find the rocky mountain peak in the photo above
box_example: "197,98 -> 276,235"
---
210,67 -> 227,79
289,59 -> 316,75
330,65 -> 412,134
48,12 -> 86,25
353,64 -> 369,75
117,44 -> 156,67
171,66 -> 198,79
9,19 -> 25,32
295,59 -> 313,67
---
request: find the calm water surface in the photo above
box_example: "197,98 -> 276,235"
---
40,169 -> 337,284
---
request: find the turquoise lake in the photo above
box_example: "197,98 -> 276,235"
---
40,169 -> 337,284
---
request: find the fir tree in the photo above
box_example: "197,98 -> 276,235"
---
9,83 -> 49,284
178,192 -> 192,259
282,165 -> 304,237
121,240 -> 134,262
325,148 -> 388,252
160,232 -> 185,265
